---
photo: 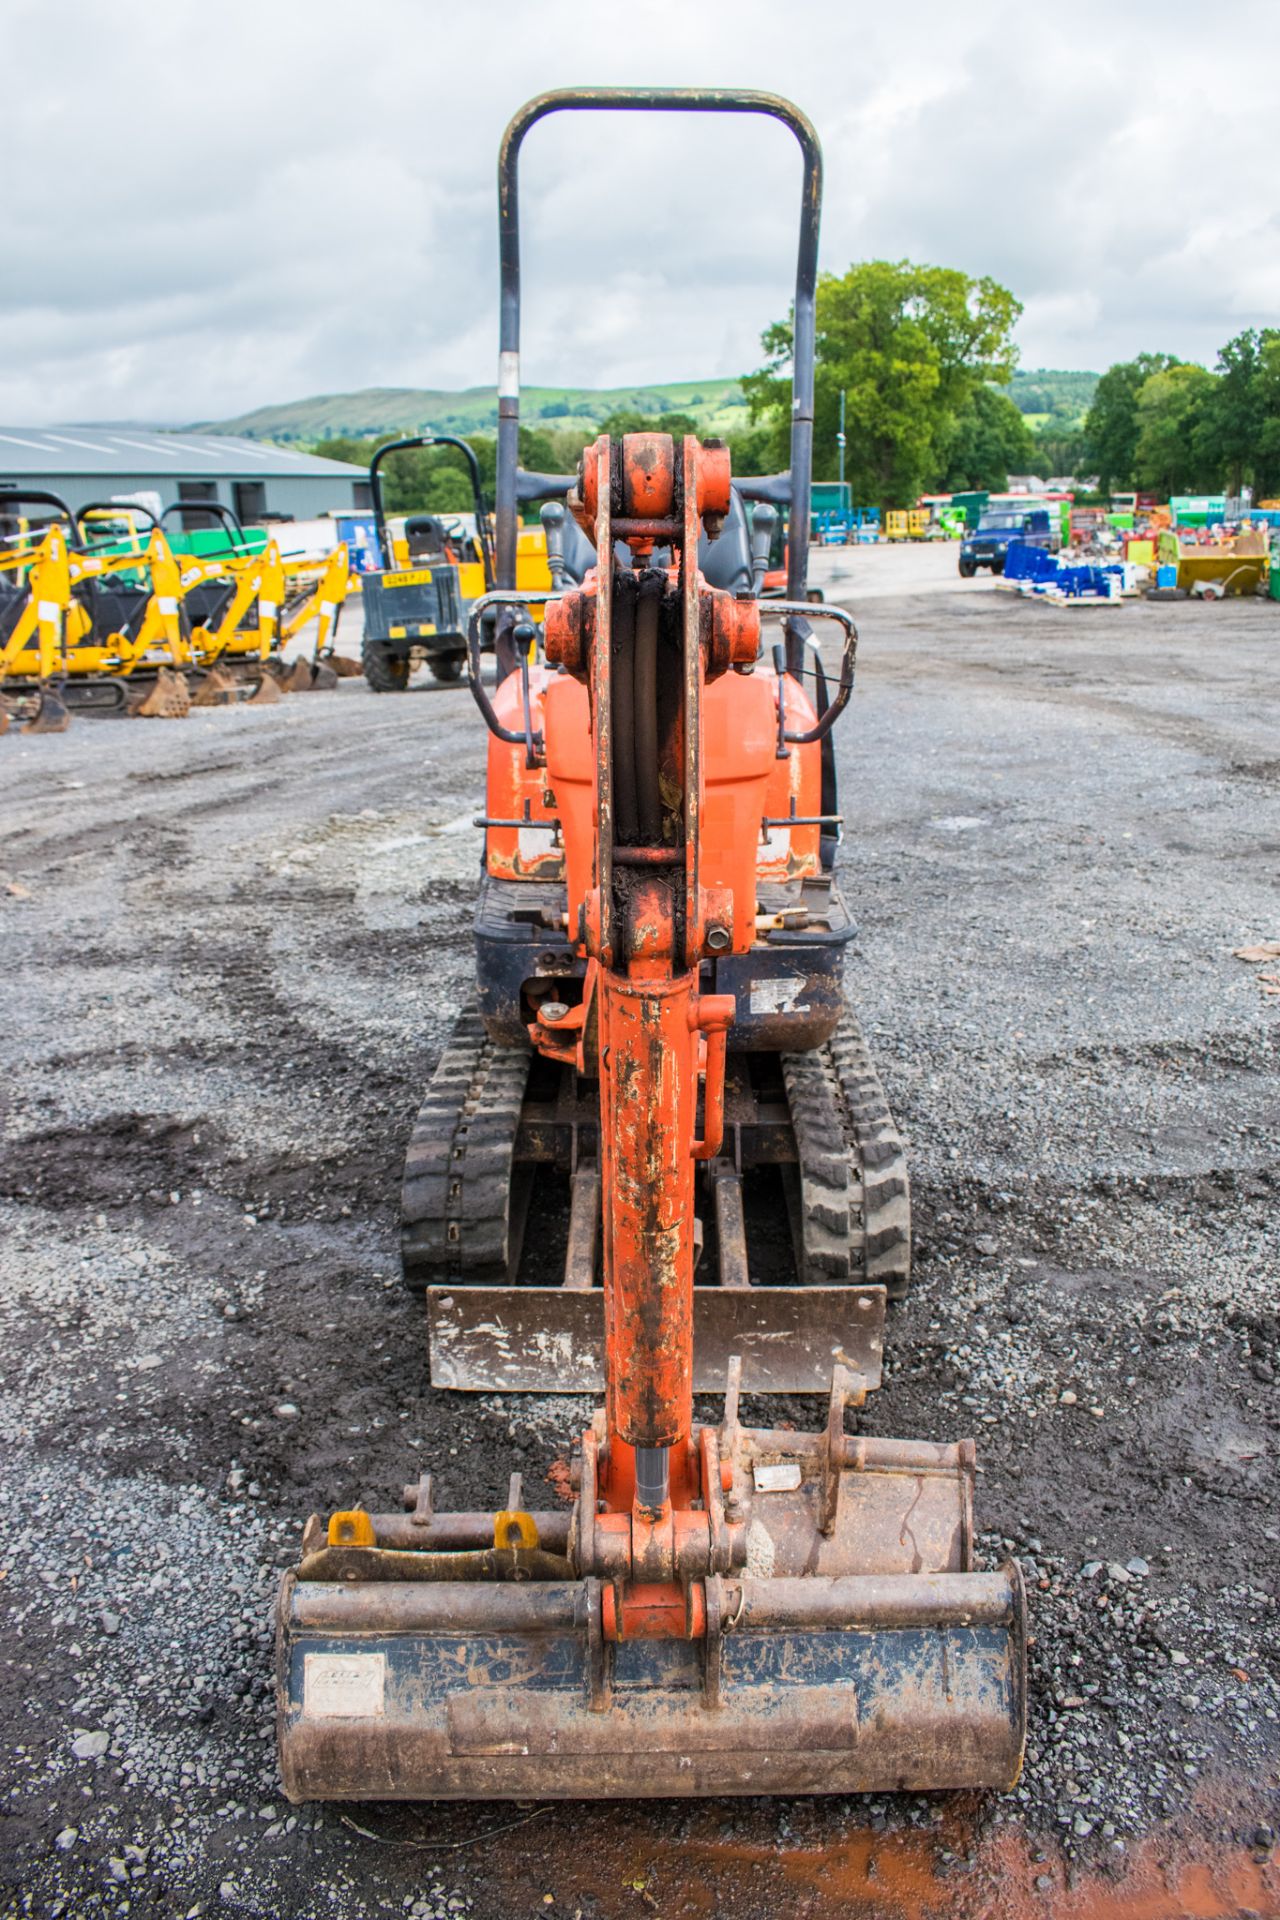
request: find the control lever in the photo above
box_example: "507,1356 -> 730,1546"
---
541,500 -> 569,591
750,501 -> 777,597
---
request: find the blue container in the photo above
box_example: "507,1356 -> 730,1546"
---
1156,564 -> 1177,589
334,512 -> 383,573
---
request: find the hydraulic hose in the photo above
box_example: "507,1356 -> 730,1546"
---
634,572 -> 662,844
611,572 -> 638,843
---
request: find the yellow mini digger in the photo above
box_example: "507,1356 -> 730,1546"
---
277,88 -> 1025,1805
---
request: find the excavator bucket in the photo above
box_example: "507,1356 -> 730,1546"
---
274,656 -> 321,694
328,653 -> 363,677
273,654 -> 340,692
128,667 -> 191,719
277,1364 -> 1027,1801
20,682 -> 72,734
191,664 -> 241,706
246,673 -> 282,707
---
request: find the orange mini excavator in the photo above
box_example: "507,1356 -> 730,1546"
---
277,88 -> 1026,1803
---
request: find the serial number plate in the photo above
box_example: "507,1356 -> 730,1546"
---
303,1651 -> 386,1719
382,568 -> 432,587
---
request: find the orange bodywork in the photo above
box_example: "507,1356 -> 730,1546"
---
485,663 -> 823,898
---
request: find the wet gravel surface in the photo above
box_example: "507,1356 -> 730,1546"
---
1,559 -> 1277,1918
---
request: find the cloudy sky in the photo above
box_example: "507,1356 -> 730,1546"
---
5,0 -> 1278,425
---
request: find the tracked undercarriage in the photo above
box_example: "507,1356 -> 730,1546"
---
402,995 -> 910,1392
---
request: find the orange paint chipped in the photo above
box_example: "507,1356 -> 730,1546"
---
543,1457 -> 575,1505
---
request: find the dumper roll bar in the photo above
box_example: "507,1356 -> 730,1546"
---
494,87 -> 821,625
367,434 -> 494,587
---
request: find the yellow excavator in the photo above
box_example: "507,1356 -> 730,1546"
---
0,494 -> 352,725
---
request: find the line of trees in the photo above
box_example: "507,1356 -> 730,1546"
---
1083,333 -> 1280,497
313,300 -> 1280,517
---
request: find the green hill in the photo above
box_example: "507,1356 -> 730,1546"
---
197,379 -> 750,446
1008,368 -> 1098,422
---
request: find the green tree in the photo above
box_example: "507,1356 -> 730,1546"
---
1132,364 -> 1216,495
743,259 -> 1022,506
1193,327 -> 1280,496
309,433 -> 495,515
596,408 -> 700,439
1083,354 -> 1178,491
726,421 -> 776,476
937,385 -> 1038,491
1253,334 -> 1280,498
1030,420 -> 1088,481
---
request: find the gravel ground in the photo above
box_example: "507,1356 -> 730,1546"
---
1,549 -> 1277,1919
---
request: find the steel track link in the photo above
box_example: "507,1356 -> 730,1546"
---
782,1008 -> 912,1297
400,1006 -> 532,1292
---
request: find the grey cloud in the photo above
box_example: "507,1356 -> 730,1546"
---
3,0 -> 1278,423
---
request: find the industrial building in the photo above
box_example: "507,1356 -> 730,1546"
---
0,425 -> 368,524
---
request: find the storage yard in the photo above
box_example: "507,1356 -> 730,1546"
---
1,545 -> 1276,1918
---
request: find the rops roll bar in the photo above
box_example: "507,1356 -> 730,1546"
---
76,499 -> 161,547
368,435 -> 494,587
494,88 -> 821,636
0,488 -> 79,547
159,500 -> 251,555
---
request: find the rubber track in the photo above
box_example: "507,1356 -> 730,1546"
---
400,1006 -> 531,1291
782,1008 -> 912,1297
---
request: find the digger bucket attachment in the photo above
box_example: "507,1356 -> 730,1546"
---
20,682 -> 72,734
276,1390 -> 1026,1801
191,664 -> 241,707
274,655 -> 340,693
246,673 -> 282,706
128,667 -> 191,719
275,656 -> 321,694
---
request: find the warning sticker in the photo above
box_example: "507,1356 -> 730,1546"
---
303,1652 -> 387,1719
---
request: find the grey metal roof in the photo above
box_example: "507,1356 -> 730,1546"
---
0,426 -> 364,478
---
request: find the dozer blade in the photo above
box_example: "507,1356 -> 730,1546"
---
128,667 -> 191,720
20,683 -> 72,733
427,1283 -> 884,1393
276,1378 -> 1026,1802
